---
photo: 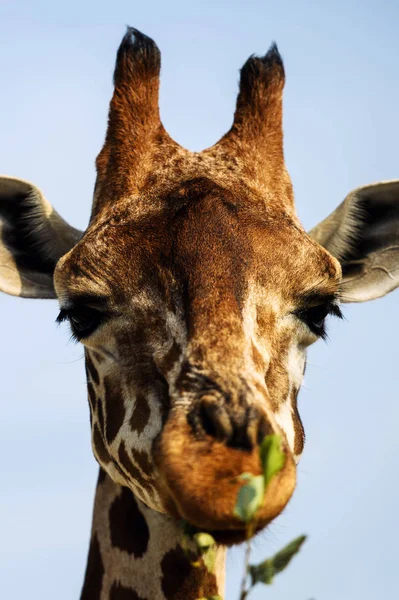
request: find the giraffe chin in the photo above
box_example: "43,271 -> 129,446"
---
154,410 -> 297,545
195,525 -> 267,547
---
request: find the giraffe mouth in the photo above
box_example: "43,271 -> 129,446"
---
161,490 -> 270,546
193,524 -> 268,547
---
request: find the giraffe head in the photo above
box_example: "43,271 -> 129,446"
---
1,28 -> 399,544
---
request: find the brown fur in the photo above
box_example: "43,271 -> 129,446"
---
160,546 -> 218,600
51,28 -> 344,598
109,584 -> 147,600
2,23 -> 398,600
155,409 -> 296,543
85,469 -> 226,599
81,534 -> 104,600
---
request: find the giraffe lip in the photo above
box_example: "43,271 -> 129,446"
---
158,472 -> 273,544
159,486 -> 251,542
203,525 -> 265,546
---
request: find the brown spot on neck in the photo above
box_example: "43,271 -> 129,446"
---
109,583 -> 147,600
109,487 -> 150,558
80,534 -> 104,600
161,545 -> 218,600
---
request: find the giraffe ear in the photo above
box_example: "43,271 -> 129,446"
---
308,180 -> 399,302
0,176 -> 82,298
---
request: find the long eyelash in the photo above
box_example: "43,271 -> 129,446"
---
55,310 -> 80,344
67,331 -> 80,344
319,303 -> 344,342
56,309 -> 69,324
328,303 -> 344,320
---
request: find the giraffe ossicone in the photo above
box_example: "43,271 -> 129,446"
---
1,27 -> 399,600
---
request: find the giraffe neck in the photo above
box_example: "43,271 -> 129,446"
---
81,469 -> 226,600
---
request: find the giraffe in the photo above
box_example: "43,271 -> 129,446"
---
1,27 -> 399,600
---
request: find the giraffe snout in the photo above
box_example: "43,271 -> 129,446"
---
191,394 -> 273,450
154,404 -> 296,544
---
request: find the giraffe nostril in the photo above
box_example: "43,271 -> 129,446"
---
199,395 -> 233,442
190,393 -> 274,451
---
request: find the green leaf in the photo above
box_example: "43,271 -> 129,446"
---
249,535 -> 307,586
270,535 -> 307,574
235,472 -> 254,483
191,532 -> 217,573
249,558 -> 275,585
193,532 -> 216,552
202,544 -> 217,573
193,533 -> 216,573
260,434 -> 286,489
233,474 -> 264,523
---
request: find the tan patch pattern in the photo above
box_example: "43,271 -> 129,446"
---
85,472 -> 225,600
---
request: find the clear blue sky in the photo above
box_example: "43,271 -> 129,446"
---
1,1 -> 398,599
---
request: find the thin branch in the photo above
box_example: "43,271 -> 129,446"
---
239,540 -> 252,600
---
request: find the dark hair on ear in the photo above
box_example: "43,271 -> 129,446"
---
0,178 -> 81,276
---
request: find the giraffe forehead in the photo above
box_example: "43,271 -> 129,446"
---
55,191 -> 339,311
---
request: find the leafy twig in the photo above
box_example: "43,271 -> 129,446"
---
234,435 -> 307,599
190,434 -> 308,600
239,540 -> 252,600
249,535 -> 307,587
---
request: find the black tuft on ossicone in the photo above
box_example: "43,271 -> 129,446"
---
113,26 -> 161,84
262,42 -> 284,71
239,42 -> 285,96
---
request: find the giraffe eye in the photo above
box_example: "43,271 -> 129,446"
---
56,306 -> 104,340
301,305 -> 329,336
295,303 -> 343,339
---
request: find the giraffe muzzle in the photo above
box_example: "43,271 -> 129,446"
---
154,407 -> 296,544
